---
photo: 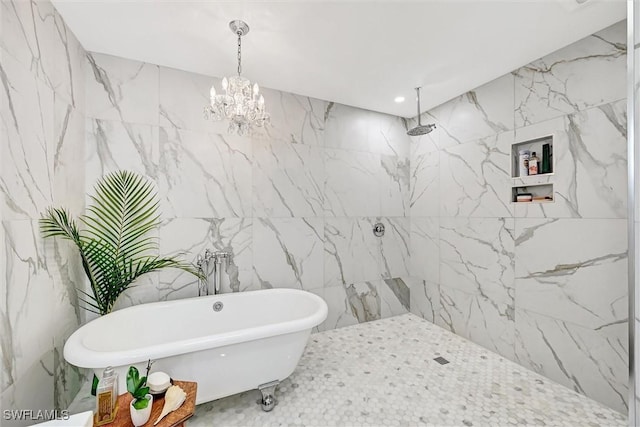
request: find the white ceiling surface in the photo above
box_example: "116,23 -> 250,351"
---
52,1 -> 625,118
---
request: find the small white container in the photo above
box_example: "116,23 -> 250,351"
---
148,371 -> 171,392
518,150 -> 530,177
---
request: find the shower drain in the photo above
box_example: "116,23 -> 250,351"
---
433,356 -> 450,365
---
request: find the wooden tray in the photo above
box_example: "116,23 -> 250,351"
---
94,380 -> 197,427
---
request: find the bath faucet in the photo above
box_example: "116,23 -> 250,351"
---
196,249 -> 232,296
213,251 -> 231,294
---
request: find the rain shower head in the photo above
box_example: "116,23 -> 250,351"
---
407,123 -> 436,136
407,87 -> 436,136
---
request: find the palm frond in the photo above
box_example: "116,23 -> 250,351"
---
40,170 -> 201,315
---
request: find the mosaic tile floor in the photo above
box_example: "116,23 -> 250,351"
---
69,314 -> 626,426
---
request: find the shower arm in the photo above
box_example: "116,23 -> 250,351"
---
415,87 -> 422,126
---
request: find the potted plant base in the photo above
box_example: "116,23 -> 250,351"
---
127,366 -> 153,426
130,393 -> 153,426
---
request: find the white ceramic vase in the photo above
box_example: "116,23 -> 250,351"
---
129,394 -> 153,427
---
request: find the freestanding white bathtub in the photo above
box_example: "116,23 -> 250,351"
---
64,289 -> 327,408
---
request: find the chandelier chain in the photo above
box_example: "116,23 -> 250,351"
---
237,31 -> 242,76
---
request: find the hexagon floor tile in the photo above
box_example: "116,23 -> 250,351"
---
69,314 -> 627,426
192,314 -> 628,426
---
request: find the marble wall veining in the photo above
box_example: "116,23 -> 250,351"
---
0,0 -> 86,423
631,5 -> 640,424
409,20 -> 628,413
0,0 -> 631,421
83,52 -> 412,331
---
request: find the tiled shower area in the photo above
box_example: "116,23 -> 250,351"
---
0,0 -> 633,425
69,315 -> 625,426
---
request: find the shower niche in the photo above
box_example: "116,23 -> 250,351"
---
511,135 -> 555,204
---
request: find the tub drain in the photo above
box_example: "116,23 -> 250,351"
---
213,301 -> 224,312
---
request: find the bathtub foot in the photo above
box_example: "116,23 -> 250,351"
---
258,380 -> 279,412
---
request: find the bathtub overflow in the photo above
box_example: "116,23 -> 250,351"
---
212,301 -> 224,312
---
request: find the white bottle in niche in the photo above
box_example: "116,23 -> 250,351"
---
518,150 -> 530,177
528,151 -> 539,175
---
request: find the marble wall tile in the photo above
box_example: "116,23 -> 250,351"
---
159,66 -> 227,135
85,118 -> 158,188
439,218 -> 515,304
1,216 -> 7,392
85,53 -> 159,126
439,132 -> 513,218
158,126 -> 251,218
1,52 -> 54,220
47,238 -> 83,336
565,100 -> 627,218
515,308 -> 627,414
380,154 -> 409,217
514,101 -> 627,219
369,112 -> 411,158
311,286 -> 359,332
324,148 -> 380,217
515,218 -> 627,329
439,286 -> 515,361
410,217 -> 439,283
1,351 -> 55,426
259,88 -> 326,146
430,73 -> 514,149
410,147 -> 439,218
53,98 -> 84,216
324,218 -> 380,288
379,217 -> 410,279
380,278 -> 410,317
312,278 -> 407,333
344,280 -> 381,323
1,0 -> 57,91
158,217 -> 252,298
514,21 -> 625,128
53,334 -> 84,410
2,221 -> 55,389
51,9 -> 85,109
324,103 -> 370,153
253,140 -> 323,218
408,277 -> 440,324
160,67 -> 297,140
253,218 -> 324,291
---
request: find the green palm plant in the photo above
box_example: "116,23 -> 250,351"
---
40,170 -> 201,315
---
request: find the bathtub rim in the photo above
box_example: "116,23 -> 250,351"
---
64,288 -> 328,368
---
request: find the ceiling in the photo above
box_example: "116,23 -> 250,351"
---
51,0 -> 626,118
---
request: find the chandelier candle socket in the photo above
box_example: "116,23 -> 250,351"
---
204,20 -> 269,136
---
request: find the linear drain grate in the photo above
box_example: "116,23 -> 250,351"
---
433,356 -> 450,365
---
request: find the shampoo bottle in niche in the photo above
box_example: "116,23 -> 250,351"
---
528,151 -> 539,175
541,143 -> 551,174
518,149 -> 530,177
96,366 -> 118,425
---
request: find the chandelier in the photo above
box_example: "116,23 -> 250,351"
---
204,20 -> 269,136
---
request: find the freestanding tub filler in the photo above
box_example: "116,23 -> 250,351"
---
64,288 -> 328,411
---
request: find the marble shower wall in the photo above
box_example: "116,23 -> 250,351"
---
632,7 -> 640,424
83,52 -> 411,332
409,20 -> 628,413
0,0 -> 86,422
